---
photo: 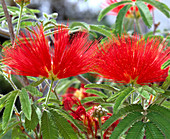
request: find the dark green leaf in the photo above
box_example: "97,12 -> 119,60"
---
2,90 -> 18,129
115,4 -> 132,36
102,104 -> 143,130
25,105 -> 39,131
113,87 -> 134,113
147,112 -> 170,137
137,0 -> 170,18
85,83 -> 119,92
126,121 -> 144,139
106,92 -> 120,102
145,122 -> 165,139
90,25 -> 112,38
12,125 -> 27,139
110,112 -> 143,139
98,1 -> 132,21
41,111 -> 59,139
20,88 -> 32,120
136,1 -> 153,28
148,104 -> 170,122
85,89 -> 108,98
25,85 -> 43,97
49,109 -> 78,139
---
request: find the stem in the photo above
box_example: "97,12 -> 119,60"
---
45,79 -> 54,105
136,19 -> 142,34
53,80 -> 60,101
98,117 -> 103,139
131,93 -> 134,104
159,97 -> 167,105
1,0 -> 15,42
16,2 -> 24,36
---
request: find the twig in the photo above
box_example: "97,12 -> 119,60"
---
75,75 -> 91,85
1,0 -> 15,42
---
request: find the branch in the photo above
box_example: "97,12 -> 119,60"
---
75,75 -> 91,85
1,0 -> 15,42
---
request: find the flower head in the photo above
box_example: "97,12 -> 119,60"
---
101,0 -> 155,18
2,26 -> 97,80
93,35 -> 170,85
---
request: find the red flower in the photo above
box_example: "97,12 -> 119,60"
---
93,36 -> 170,85
101,0 -> 155,18
2,26 -> 97,80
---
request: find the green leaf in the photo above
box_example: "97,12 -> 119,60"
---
145,122 -> 165,139
85,89 -> 108,98
148,104 -> 170,122
49,109 -> 78,139
12,125 -> 27,139
90,25 -> 112,38
161,75 -> 170,90
70,22 -> 90,30
41,111 -> 59,139
52,108 -> 85,132
110,112 -> 143,139
85,83 -> 119,92
152,87 -> 165,94
98,1 -> 132,21
102,104 -> 143,130
2,90 -> 18,130
137,87 -> 150,99
81,96 -> 103,104
136,1 -> 153,28
162,60 -> 170,69
25,85 -> 43,97
113,87 -> 134,113
106,92 -> 120,102
30,77 -> 45,87
25,105 -> 39,131
19,88 -> 32,120
0,93 -> 11,111
142,85 -> 156,96
115,4 -> 132,36
147,112 -> 170,137
126,121 -> 144,139
137,0 -> 170,18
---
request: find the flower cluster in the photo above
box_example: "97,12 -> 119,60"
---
93,35 -> 170,85
2,26 -> 97,81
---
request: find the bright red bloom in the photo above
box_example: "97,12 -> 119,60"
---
93,36 -> 170,85
101,0 -> 155,18
2,26 -> 97,80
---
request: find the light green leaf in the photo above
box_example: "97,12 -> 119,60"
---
81,96 -> 103,104
113,87 -> 134,113
85,83 -> 119,92
25,85 -> 43,97
136,1 -> 153,28
138,87 -> 150,99
85,89 -> 108,98
126,121 -> 144,139
110,112 -> 143,139
30,77 -> 45,87
20,88 -> 32,120
115,4 -> 132,36
2,90 -> 18,130
90,25 -> 112,38
161,75 -> 170,90
161,60 -> 170,69
98,1 -> 132,21
145,122 -> 165,139
106,92 -> 120,102
137,0 -> 170,18
102,104 -> 143,130
70,22 -> 90,30
142,85 -> 156,96
41,111 -> 59,139
0,93 -> 11,111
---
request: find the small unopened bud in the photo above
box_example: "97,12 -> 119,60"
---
14,0 -> 30,6
92,105 -> 108,118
